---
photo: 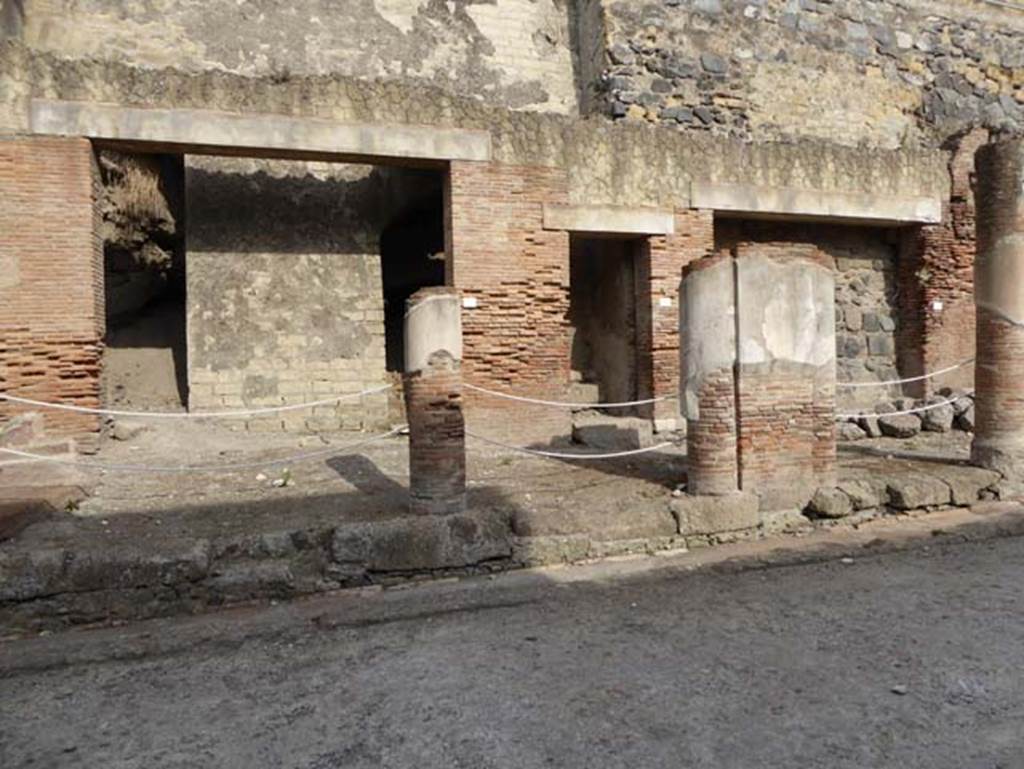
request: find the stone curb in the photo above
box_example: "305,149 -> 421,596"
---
2,501 -> 1022,673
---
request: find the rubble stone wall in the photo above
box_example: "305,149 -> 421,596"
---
448,160 -> 574,439
594,0 -> 1024,149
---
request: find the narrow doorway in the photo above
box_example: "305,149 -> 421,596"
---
568,236 -> 642,410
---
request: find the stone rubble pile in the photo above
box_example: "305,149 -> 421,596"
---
837,387 -> 974,441
806,464 -> 1000,520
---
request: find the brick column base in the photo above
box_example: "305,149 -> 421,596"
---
404,357 -> 466,515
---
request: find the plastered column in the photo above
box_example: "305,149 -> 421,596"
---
681,255 -> 739,495
403,287 -> 466,515
971,137 -> 1024,490
733,245 -> 837,510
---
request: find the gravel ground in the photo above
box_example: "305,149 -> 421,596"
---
2,533 -> 1023,768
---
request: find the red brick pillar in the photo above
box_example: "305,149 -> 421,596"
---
681,254 -> 739,495
896,129 -> 987,398
403,287 -> 466,515
446,160 -> 571,442
638,210 -> 713,430
0,137 -> 103,446
971,137 -> 1024,490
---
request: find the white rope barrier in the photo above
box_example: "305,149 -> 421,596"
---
835,394 -> 971,421
836,358 -> 974,389
0,426 -> 406,474
0,384 -> 393,419
466,430 -> 676,460
463,382 -> 675,409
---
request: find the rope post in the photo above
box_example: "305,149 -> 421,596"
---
972,136 -> 1024,491
403,287 -> 466,515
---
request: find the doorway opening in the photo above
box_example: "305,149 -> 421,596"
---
380,188 -> 446,373
568,235 -> 642,410
100,150 -> 188,410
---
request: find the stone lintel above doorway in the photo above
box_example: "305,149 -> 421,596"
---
29,99 -> 492,166
542,204 -> 676,236
690,182 -> 942,225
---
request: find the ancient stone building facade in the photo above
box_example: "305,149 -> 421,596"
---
1,0 -> 1022,510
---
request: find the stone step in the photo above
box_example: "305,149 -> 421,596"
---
571,413 -> 653,451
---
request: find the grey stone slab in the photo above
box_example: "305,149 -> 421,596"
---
670,492 -> 760,535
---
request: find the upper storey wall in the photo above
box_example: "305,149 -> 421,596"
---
591,0 -> 1024,149
2,0 -> 579,114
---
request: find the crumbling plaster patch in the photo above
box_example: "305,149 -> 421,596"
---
735,255 -> 836,369
19,0 -> 579,114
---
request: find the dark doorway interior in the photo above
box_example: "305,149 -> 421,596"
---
100,150 -> 188,409
380,194 -> 446,372
568,236 -> 641,407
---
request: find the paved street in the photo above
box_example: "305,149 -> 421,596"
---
2,533 -> 1024,768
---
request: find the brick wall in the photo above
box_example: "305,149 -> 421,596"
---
448,163 -> 709,438
735,366 -> 836,509
0,137 -> 103,444
636,209 -> 713,425
897,129 -> 986,396
404,355 -> 466,516
448,160 -> 573,438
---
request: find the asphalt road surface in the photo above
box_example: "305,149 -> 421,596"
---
3,535 -> 1024,768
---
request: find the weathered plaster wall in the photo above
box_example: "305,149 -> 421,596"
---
594,0 -> 1024,148
185,157 -> 393,431
10,0 -> 578,114
681,244 -> 836,508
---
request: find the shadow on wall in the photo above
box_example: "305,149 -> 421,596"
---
105,297 -> 190,409
185,162 -> 443,254
0,0 -> 23,40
